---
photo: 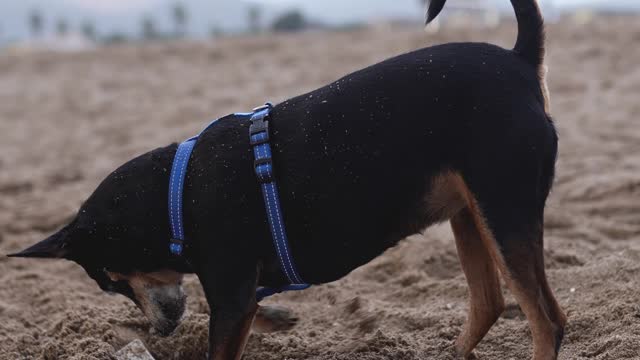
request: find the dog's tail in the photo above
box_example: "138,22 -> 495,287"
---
426,0 -> 545,69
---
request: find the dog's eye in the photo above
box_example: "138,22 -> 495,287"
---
109,281 -> 136,300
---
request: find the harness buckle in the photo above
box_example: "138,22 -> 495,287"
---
249,121 -> 270,145
254,157 -> 274,183
250,103 -> 274,183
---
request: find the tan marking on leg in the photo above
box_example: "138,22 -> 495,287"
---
499,255 -> 565,360
439,173 -> 508,270
451,207 -> 505,359
432,173 -> 509,355
424,172 -> 468,223
445,173 -> 565,359
539,270 -> 567,333
467,207 -> 564,359
496,227 -> 567,360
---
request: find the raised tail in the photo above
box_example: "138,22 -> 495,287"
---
426,0 -> 545,69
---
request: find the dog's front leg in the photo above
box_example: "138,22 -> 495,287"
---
198,267 -> 258,360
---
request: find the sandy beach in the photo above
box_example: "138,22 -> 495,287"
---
1,15 -> 639,359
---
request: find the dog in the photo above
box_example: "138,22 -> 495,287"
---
9,0 -> 566,359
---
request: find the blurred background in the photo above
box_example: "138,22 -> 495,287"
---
0,0 -> 638,49
1,1 -> 639,359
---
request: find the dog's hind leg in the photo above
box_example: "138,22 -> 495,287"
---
490,221 -> 566,360
462,185 -> 566,360
451,207 -> 505,359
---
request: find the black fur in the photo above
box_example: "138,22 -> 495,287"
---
427,0 -> 546,68
11,0 -> 557,357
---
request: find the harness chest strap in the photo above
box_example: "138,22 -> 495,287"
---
249,104 -> 310,301
167,103 -> 309,302
168,135 -> 197,255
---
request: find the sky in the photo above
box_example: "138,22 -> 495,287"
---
62,0 -> 158,13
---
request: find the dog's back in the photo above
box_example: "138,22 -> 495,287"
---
267,1 -> 556,277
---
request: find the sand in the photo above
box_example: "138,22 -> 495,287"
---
1,15 -> 640,359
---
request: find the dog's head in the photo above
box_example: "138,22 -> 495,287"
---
9,145 -> 187,335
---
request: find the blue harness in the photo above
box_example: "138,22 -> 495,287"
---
167,103 -> 310,301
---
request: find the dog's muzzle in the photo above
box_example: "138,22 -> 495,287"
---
136,284 -> 187,336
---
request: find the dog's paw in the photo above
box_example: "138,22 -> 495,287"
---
448,343 -> 479,360
464,351 -> 479,360
252,305 -> 299,333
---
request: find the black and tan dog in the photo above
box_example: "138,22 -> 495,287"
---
9,0 -> 566,359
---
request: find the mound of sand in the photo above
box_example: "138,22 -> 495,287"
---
1,15 -> 639,359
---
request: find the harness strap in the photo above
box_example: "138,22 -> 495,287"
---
167,103 -> 309,302
250,104 -> 310,301
168,136 -> 197,255
249,104 -> 310,301
168,117 -> 221,255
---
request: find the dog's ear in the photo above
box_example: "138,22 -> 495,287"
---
7,227 -> 70,259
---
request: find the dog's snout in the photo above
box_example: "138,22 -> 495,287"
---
137,284 -> 186,336
152,286 -> 187,322
112,271 -> 187,336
